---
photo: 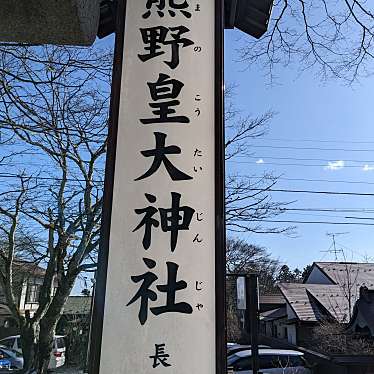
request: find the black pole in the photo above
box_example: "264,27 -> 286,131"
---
87,0 -> 127,372
215,0 -> 227,373
246,274 -> 260,374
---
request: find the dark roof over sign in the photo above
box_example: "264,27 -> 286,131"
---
313,262 -> 374,289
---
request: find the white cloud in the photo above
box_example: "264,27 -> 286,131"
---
363,164 -> 374,171
324,160 -> 345,171
256,159 -> 265,164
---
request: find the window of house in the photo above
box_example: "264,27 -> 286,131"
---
26,284 -> 40,303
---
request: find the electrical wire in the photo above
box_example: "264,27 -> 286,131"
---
245,207 -> 374,213
249,219 -> 374,226
0,172 -> 104,184
257,137 -> 374,144
228,160 -> 371,168
227,187 -> 374,197
236,155 -> 374,164
232,175 -> 374,186
246,144 -> 374,152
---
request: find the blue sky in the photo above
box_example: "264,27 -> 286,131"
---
225,29 -> 374,270
3,28 -> 373,294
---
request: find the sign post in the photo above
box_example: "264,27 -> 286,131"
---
88,0 -> 225,373
246,274 -> 260,374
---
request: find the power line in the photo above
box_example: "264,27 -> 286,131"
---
248,207 -> 374,213
237,155 -> 374,164
242,208 -> 374,222
235,175 -> 374,186
259,137 -> 374,145
249,219 -> 374,226
282,212 -> 373,220
0,173 -> 104,184
228,187 -> 374,197
228,160 -> 370,168
247,144 -> 374,152
266,176 -> 374,186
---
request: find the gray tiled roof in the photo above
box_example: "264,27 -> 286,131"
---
279,283 -> 324,322
306,286 -> 351,323
261,306 -> 287,321
279,283 -> 352,322
63,296 -> 92,315
259,294 -> 285,305
13,260 -> 45,278
315,262 -> 374,289
280,262 -> 374,324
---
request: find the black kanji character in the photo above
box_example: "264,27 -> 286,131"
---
141,73 -> 189,124
143,0 -> 191,19
138,26 -> 194,69
133,194 -> 159,250
195,4 -> 201,11
149,344 -> 171,368
126,258 -> 158,325
150,262 -> 193,316
135,132 -> 193,181
127,259 -> 193,324
133,192 -> 195,251
159,192 -> 195,251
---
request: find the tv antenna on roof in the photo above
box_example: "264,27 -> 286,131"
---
321,232 -> 349,261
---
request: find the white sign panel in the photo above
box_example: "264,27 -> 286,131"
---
98,1 -> 220,373
236,276 -> 246,310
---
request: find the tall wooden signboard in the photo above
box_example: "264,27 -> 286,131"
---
89,0 -> 225,372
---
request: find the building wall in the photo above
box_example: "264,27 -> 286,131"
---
262,318 -> 290,341
19,277 -> 43,314
306,266 -> 335,284
298,324 -> 316,346
286,302 -> 297,319
287,324 -> 297,345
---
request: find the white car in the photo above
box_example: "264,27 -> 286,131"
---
227,349 -> 312,374
227,344 -> 271,357
0,335 -> 66,369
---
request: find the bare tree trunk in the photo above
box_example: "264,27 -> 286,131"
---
38,278 -> 76,373
37,322 -> 55,374
20,319 -> 38,373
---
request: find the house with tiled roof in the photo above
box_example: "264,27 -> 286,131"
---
261,262 -> 374,346
0,261 -> 47,335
